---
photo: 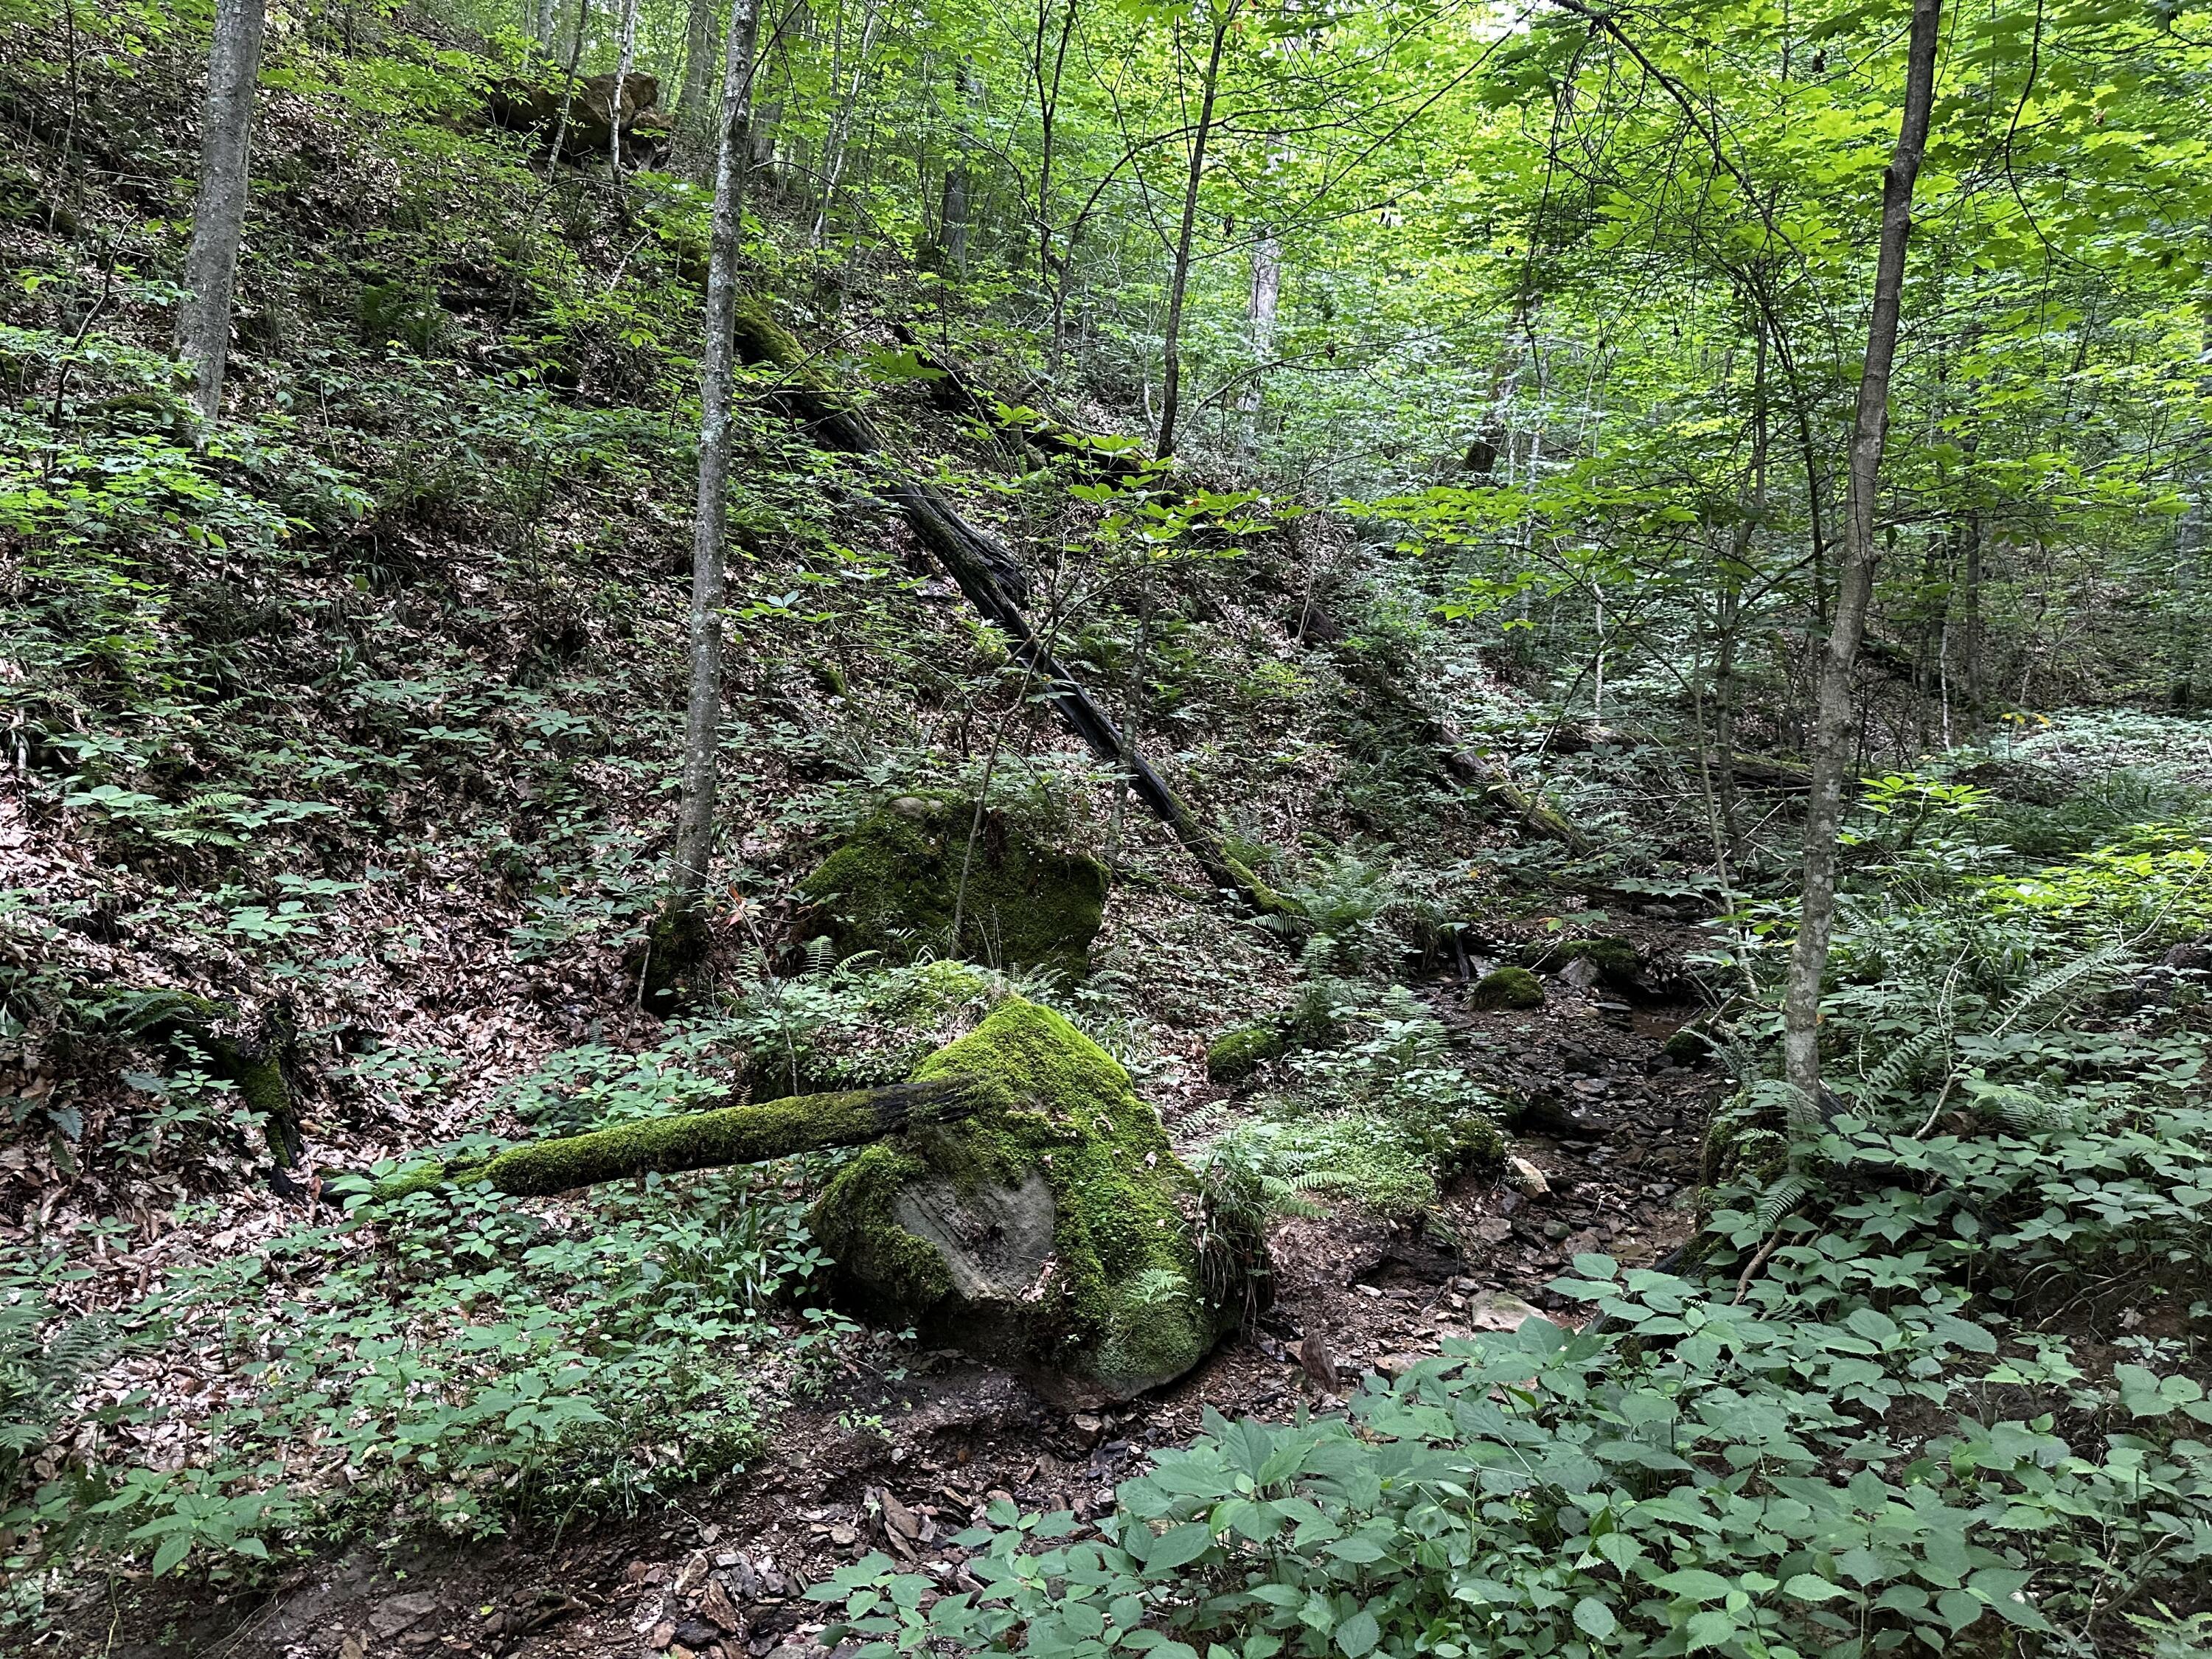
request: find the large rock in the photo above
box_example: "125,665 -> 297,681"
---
810,999 -> 1230,1401
797,796 -> 1107,979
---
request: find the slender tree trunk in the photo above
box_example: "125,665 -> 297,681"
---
535,0 -> 560,49
175,0 -> 267,424
1781,0 -> 1942,1105
678,0 -> 716,121
1155,2 -> 1231,460
1237,221 -> 1279,457
609,0 -> 641,176
669,0 -> 763,906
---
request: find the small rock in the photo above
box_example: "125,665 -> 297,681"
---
828,1524 -> 858,1548
1467,1292 -> 1543,1332
340,1640 -> 366,1659
678,1619 -> 725,1649
652,1620 -> 678,1651
880,1490 -> 922,1541
1355,1282 -> 1382,1298
1298,1330 -> 1339,1391
369,1592 -> 441,1638
700,1579 -> 745,1632
1543,1220 -> 1571,1241
1559,956 -> 1601,990
1470,1217 -> 1512,1245
1068,1412 -> 1105,1449
1507,1156 -> 1550,1198
1374,1353 -> 1425,1380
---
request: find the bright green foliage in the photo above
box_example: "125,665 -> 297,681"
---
813,999 -> 1223,1397
799,797 -> 1109,979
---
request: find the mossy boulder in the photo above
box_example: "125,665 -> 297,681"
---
797,796 -> 1107,978
810,998 -> 1229,1402
1470,965 -> 1545,1011
1551,936 -> 1642,986
1206,1022 -> 1286,1085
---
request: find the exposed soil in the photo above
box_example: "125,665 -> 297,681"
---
90,932 -> 1726,1659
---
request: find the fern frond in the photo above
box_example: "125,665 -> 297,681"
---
1752,1173 -> 1810,1231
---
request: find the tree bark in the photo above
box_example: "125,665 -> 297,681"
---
1155,1 -> 1232,460
376,1077 -> 1001,1200
175,0 -> 267,424
535,0 -> 561,49
609,0 -> 641,177
669,0 -> 763,907
1237,220 -> 1279,458
678,0 -> 717,122
1781,0 -> 1942,1105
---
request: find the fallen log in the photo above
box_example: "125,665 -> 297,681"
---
728,300 -> 1287,919
886,322 -> 1150,481
373,1075 -> 1008,1200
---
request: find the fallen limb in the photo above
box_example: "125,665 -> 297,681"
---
729,301 -> 1285,919
374,1075 -> 1010,1200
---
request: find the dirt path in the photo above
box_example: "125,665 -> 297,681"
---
116,945 -> 1725,1659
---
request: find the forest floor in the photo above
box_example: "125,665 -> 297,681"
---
97,929 -> 1722,1659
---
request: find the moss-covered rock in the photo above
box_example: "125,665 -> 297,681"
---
1664,1025 -> 1714,1065
797,796 -> 1107,978
811,998 -> 1229,1401
1470,965 -> 1545,1011
1551,935 -> 1642,985
1205,1022 -> 1286,1085
749,960 -> 1002,1102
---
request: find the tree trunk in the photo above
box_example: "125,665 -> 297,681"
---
1781,0 -> 1942,1106
175,0 -> 267,424
668,0 -> 763,909
1237,221 -> 1279,458
377,1077 -> 1000,1200
1155,3 -> 1231,460
678,0 -> 716,121
535,0 -> 560,49
610,0 -> 641,176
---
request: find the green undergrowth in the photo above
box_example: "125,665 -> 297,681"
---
818,740 -> 2212,1659
1198,983 -> 1506,1220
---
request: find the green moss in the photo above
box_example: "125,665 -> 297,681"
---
731,294 -> 809,374
373,1077 -> 1004,1201
812,998 -> 1224,1397
1554,935 -> 1641,984
109,990 -> 296,1136
797,796 -> 1107,978
1470,965 -> 1545,1011
1665,1026 -> 1714,1065
1206,1023 -> 1285,1085
639,902 -> 712,1016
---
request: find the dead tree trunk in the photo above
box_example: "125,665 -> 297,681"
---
175,0 -> 267,423
729,307 -> 1282,918
1781,0 -> 1942,1105
1238,221 -> 1280,459
376,1077 -> 1001,1200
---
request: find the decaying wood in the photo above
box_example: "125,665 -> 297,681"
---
376,1077 -> 1003,1200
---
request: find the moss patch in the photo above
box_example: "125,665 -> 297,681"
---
797,796 -> 1107,978
1206,1023 -> 1285,1085
1552,935 -> 1642,985
1470,965 -> 1545,1011
810,998 -> 1225,1399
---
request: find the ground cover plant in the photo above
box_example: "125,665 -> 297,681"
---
3,0 -> 2212,1651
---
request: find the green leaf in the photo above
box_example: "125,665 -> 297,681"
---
1144,1522 -> 1214,1573
1784,1574 -> 1851,1601
1335,1610 -> 1380,1658
1655,1568 -> 1733,1602
1572,1596 -> 1618,1639
151,1533 -> 193,1576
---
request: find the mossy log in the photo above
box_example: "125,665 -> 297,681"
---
107,990 -> 302,1178
726,300 -> 1282,923
374,1077 -> 1009,1200
885,323 -> 1150,481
